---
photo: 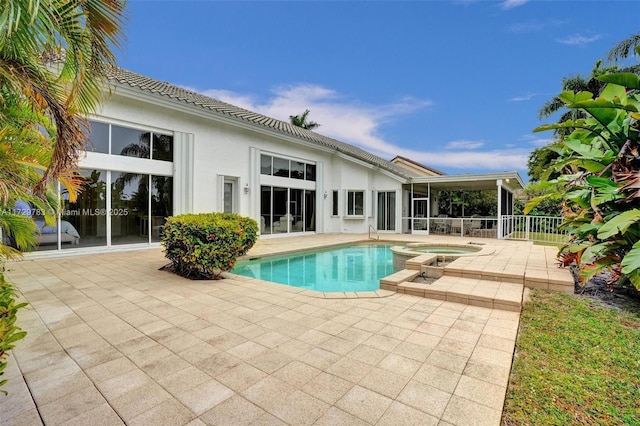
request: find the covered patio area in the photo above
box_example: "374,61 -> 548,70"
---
401,172 -> 524,239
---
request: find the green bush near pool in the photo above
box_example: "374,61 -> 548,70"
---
161,213 -> 258,280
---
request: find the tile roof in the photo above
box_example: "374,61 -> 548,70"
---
391,155 -> 445,176
106,67 -> 416,179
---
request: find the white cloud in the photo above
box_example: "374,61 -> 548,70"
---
445,140 -> 485,150
500,0 -> 529,10
187,83 -> 529,172
508,18 -> 567,34
392,147 -> 529,171
520,134 -> 554,147
508,93 -> 536,102
557,34 -> 602,46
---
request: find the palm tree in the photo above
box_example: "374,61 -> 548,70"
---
538,61 -> 614,136
0,1 -> 125,393
0,0 -> 125,249
0,0 -> 126,190
608,32 -> 640,62
289,110 -> 320,130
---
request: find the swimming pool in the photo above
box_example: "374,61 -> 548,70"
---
232,244 -> 395,292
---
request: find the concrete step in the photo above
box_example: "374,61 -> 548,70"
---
397,275 -> 523,312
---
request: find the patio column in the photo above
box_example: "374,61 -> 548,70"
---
497,179 -> 503,239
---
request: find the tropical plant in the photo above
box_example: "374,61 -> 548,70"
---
538,61 -> 618,138
516,181 -> 562,217
289,110 -> 320,130
530,61 -> 640,289
1,0 -> 125,188
0,0 -> 126,393
0,274 -> 28,395
527,146 -> 561,182
162,213 -> 258,280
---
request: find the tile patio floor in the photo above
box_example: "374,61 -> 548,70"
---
0,234 -> 531,425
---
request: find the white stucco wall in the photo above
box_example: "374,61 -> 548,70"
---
86,89 -> 405,236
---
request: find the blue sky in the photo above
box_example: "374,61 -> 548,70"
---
118,1 -> 639,179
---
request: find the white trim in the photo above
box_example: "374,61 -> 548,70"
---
80,152 -> 173,176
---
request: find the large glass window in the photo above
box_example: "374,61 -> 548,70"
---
261,186 -> 272,235
90,121 -> 173,160
111,125 -> 150,158
261,155 -> 272,175
377,191 -> 396,231
111,172 -> 149,245
306,164 -> 316,181
151,175 -> 173,242
273,187 -> 288,233
332,191 -> 339,216
291,161 -> 305,180
260,154 -> 316,182
152,134 -> 174,162
85,121 -> 109,153
260,186 -> 316,235
305,190 -> 316,232
273,157 -> 289,178
61,169 -> 108,249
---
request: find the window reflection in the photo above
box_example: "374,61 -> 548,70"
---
152,133 -> 173,162
111,172 -> 149,245
151,175 -> 173,242
111,125 -> 150,159
86,121 -> 109,153
61,169 -> 107,249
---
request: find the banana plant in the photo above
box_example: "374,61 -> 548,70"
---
532,66 -> 640,289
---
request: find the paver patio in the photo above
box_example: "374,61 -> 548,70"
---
0,234 -> 542,425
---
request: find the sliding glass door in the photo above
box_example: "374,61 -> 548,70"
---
260,186 -> 316,235
377,191 -> 396,231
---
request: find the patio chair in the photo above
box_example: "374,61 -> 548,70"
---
469,218 -> 482,236
449,218 -> 463,235
273,214 -> 293,233
433,215 -> 449,234
413,214 -> 427,230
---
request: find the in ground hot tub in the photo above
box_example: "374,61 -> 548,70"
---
390,242 -> 494,271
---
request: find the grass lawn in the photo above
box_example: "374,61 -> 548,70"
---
503,290 -> 640,425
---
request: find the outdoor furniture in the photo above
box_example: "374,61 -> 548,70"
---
413,214 -> 428,230
433,215 -> 450,234
450,218 -> 463,235
273,214 -> 293,233
470,218 -> 482,236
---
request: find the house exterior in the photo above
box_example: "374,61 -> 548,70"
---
391,155 -> 445,177
28,67 -> 523,254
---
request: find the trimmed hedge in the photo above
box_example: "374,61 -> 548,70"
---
161,213 -> 258,279
0,273 -> 27,395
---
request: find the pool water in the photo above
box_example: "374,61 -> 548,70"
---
232,244 -> 395,292
411,247 -> 477,254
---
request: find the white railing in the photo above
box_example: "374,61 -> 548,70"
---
500,215 -> 567,243
405,217 -> 498,237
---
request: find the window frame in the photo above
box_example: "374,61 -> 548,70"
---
345,190 -> 365,218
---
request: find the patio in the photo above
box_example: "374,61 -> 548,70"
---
1,235 -> 535,425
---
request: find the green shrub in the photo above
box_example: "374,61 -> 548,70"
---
0,273 -> 27,395
161,213 -> 258,279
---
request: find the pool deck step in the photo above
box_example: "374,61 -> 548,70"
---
397,276 -> 523,312
444,258 -> 525,284
405,254 -> 437,270
380,269 -> 421,291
